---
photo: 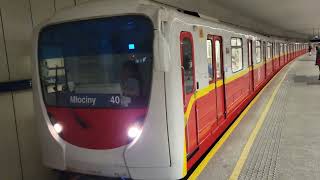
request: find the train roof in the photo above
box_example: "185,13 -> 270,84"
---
35,0 -> 305,44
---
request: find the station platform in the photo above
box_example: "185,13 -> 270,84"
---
189,54 -> 320,180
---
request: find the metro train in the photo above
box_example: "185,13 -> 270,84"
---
32,0 -> 308,179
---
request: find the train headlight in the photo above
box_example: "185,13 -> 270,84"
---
128,126 -> 142,139
53,123 -> 63,134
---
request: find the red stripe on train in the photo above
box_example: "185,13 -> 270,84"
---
47,107 -> 147,149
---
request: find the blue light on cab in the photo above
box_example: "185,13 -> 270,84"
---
128,44 -> 135,50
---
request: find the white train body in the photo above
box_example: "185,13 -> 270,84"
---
32,0 -> 307,179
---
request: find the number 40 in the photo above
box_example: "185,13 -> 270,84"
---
110,96 -> 120,104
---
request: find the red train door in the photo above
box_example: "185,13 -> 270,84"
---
211,36 -> 226,123
180,32 -> 199,156
248,40 -> 254,92
195,37 -> 218,144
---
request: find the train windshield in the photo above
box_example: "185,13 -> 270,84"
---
38,15 -> 154,108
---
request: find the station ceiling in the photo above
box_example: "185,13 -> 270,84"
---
155,0 -> 314,40
213,0 -> 316,40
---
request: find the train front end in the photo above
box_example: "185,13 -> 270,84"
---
32,1 -> 184,179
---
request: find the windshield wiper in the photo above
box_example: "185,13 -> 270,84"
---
70,110 -> 89,129
64,66 -> 69,92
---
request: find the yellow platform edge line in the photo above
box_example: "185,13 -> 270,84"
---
187,92 -> 262,180
187,62 -> 292,180
229,66 -> 291,180
188,72 -> 275,179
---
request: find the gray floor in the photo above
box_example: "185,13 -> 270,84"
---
198,54 -> 320,180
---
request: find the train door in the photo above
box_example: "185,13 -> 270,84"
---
212,36 -> 226,123
248,40 -> 254,92
180,32 -> 198,156
194,37 -> 219,144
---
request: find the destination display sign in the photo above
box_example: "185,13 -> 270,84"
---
52,93 -> 129,108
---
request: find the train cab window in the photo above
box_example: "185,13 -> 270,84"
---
231,38 -> 243,72
256,41 -> 261,63
181,34 -> 195,94
38,15 -> 154,108
206,39 -> 214,83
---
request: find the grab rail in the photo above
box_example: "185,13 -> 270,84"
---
0,79 -> 32,93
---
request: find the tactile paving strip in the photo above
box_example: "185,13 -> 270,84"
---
238,72 -> 292,180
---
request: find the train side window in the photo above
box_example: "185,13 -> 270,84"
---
267,42 -> 272,59
256,40 -> 261,63
206,39 -> 214,83
289,45 -> 290,53
215,40 -> 222,78
181,34 -> 195,94
231,37 -> 243,73
273,43 -> 276,58
263,42 -> 266,60
285,44 -> 287,54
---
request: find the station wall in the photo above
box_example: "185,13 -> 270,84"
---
0,0 -> 87,180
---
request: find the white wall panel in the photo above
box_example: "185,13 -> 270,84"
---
0,11 -> 9,82
13,90 -> 56,180
55,0 -> 75,11
30,0 -> 55,26
76,0 -> 90,5
0,93 -> 22,180
0,0 -> 58,179
1,0 -> 33,81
